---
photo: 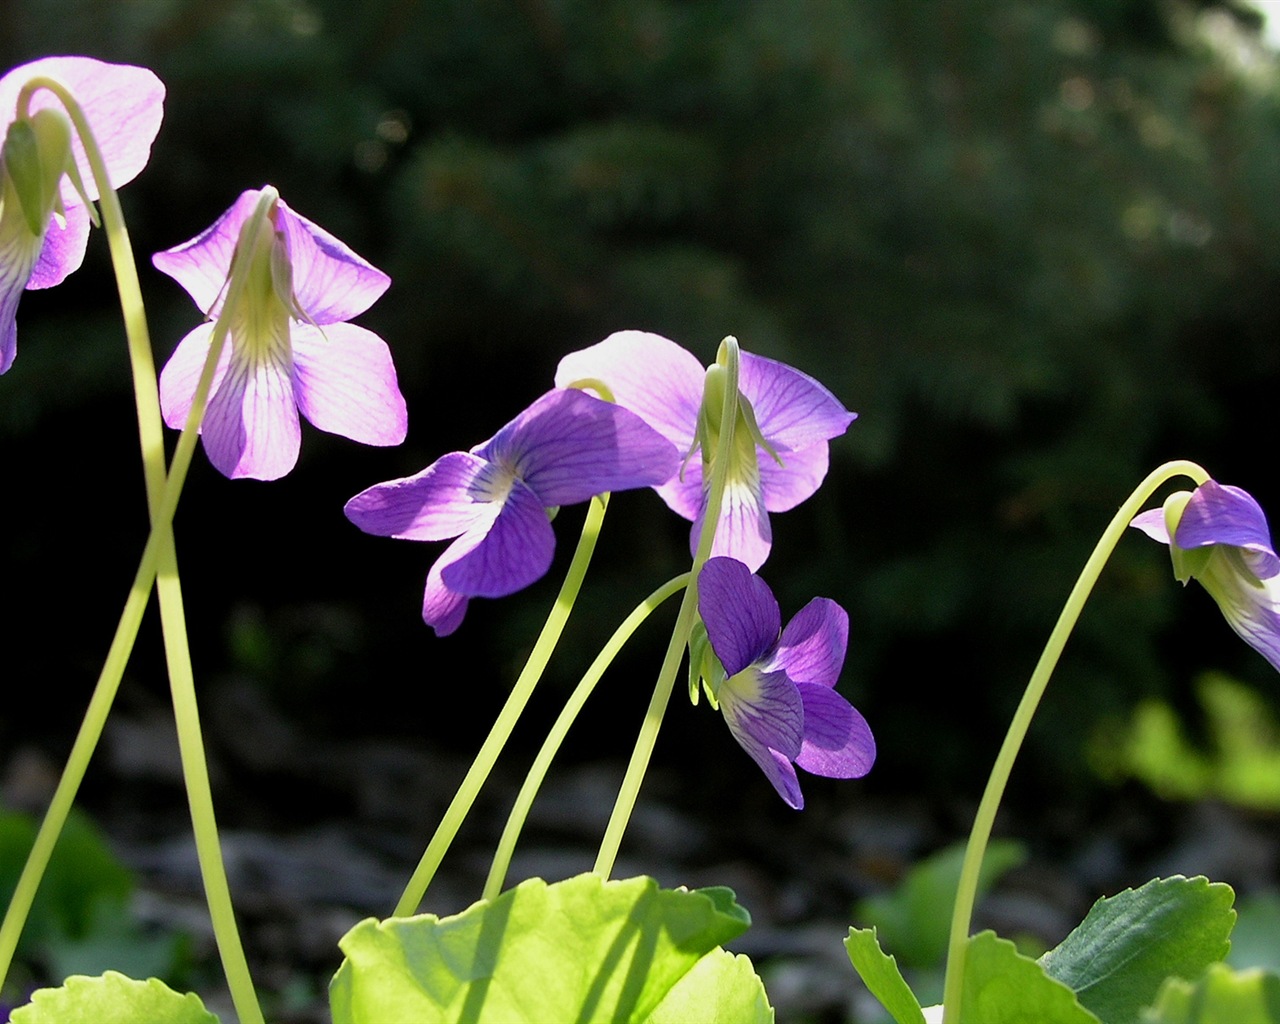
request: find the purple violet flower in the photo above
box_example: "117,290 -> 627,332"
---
0,56 -> 164,373
1131,479 -> 1280,673
696,556 -> 874,809
555,331 -> 854,572
154,187 -> 407,479
344,388 -> 679,636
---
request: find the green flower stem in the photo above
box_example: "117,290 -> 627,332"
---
394,494 -> 611,917
9,81 -> 268,1024
939,459 -> 1210,1024
483,573 -> 691,901
592,338 -> 742,880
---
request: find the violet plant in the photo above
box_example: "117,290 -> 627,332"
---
0,52 -> 1275,1024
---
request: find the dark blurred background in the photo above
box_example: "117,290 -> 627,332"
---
4,0 -> 1280,881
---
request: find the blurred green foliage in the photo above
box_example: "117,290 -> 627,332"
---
5,0 -> 1280,804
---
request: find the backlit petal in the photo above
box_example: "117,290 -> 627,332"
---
554,330 -> 704,451
739,350 -> 855,450
1175,481 -> 1280,580
274,199 -> 390,324
720,667 -> 804,759
440,479 -> 556,597
0,207 -> 41,374
153,189 -> 260,315
291,322 -> 407,446
422,535 -> 481,637
794,683 -> 875,779
693,472 -> 773,572
344,452 -> 497,541
758,441 -> 829,513
26,202 -> 89,289
770,597 -> 848,689
201,346 -> 300,480
158,322 -> 232,430
698,557 -> 780,675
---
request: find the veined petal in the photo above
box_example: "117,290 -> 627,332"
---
734,734 -> 804,810
26,201 -> 88,289
1198,549 -> 1280,674
291,322 -> 407,446
739,350 -> 855,450
201,343 -> 300,480
1129,507 -> 1171,544
0,201 -> 42,374
759,440 -> 828,513
422,534 -> 482,637
794,683 -> 875,779
655,457 -> 704,521
158,321 -> 232,430
275,199 -> 390,323
720,667 -> 804,760
698,557 -> 780,675
344,452 -> 499,541
476,389 -> 677,505
694,472 -> 773,573
439,478 -> 556,597
770,597 -> 848,689
0,56 -> 164,203
153,189 -> 261,315
554,330 -> 705,451
1175,481 -> 1280,580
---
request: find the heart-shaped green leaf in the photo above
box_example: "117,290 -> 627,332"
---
9,971 -> 217,1024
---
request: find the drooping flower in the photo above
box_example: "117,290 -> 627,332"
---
694,556 -> 874,808
0,56 -> 164,373
1131,479 -> 1280,673
154,186 -> 407,479
344,388 -> 679,636
555,331 -> 854,572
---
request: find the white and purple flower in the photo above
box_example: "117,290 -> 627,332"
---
1132,479 -> 1280,673
344,388 -> 679,636
0,56 -> 164,373
555,331 -> 855,572
154,187 -> 407,480
696,556 -> 874,809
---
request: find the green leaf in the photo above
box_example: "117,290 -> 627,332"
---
855,839 -> 1026,968
646,948 -> 772,1022
9,971 -> 218,1023
330,873 -> 758,1023
844,926 -> 926,1024
1038,875 -> 1235,1024
1144,963 -> 1280,1024
961,931 -> 1100,1024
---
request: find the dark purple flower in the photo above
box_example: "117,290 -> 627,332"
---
154,187 -> 407,479
696,556 -> 874,808
345,388 -> 679,635
1131,479 -> 1280,673
0,56 -> 164,373
555,331 -> 854,572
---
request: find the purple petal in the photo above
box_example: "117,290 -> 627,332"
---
554,330 -> 705,451
0,56 -> 164,203
770,598 -> 848,689
720,667 -> 804,759
1176,481 -> 1280,579
158,322 -> 232,429
274,199 -> 390,324
697,557 -> 780,675
739,350 -> 855,450
26,202 -> 89,289
0,216 -> 41,374
693,474 -> 773,573
291,322 -> 407,446
1196,551 -> 1280,674
201,341 -> 301,480
1130,507 -> 1171,544
344,452 -> 499,541
794,682 -> 875,778
153,189 -> 261,314
759,441 -> 829,513
422,536 -> 479,637
439,479 -> 556,597
738,738 -> 805,810
475,389 -> 678,505
655,458 -> 703,521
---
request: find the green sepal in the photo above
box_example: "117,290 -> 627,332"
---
687,620 -> 709,705
1157,491 -> 1211,583
3,109 -> 72,237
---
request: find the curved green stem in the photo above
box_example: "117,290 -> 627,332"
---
394,494 -> 611,917
483,573 -> 691,901
592,338 -> 742,879
939,459 -> 1210,1024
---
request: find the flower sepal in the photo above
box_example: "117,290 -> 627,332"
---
686,620 -> 725,708
2,108 -> 74,237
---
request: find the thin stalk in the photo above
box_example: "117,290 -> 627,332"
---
483,573 -> 690,901
939,459 -> 1210,1024
592,339 -> 742,879
394,494 -> 611,917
